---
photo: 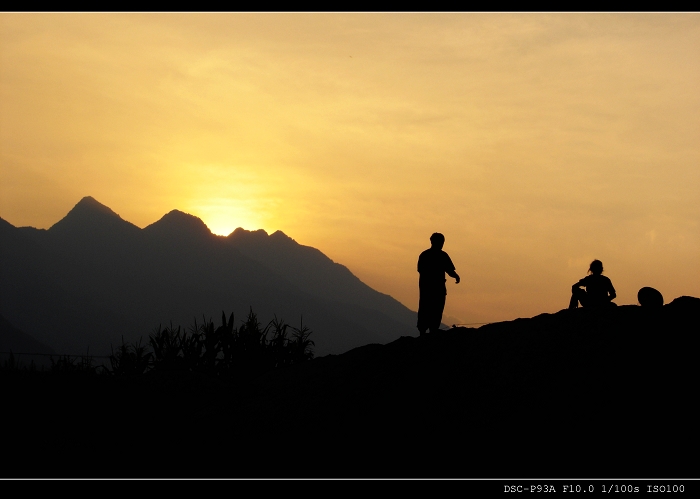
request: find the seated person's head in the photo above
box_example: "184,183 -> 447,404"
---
589,260 -> 603,275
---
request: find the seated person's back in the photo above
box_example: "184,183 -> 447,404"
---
575,273 -> 615,307
569,259 -> 616,309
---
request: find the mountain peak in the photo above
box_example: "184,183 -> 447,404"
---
67,196 -> 121,220
48,196 -> 137,235
228,227 -> 269,240
144,209 -> 213,238
75,196 -> 116,212
227,228 -> 296,245
270,230 -> 294,242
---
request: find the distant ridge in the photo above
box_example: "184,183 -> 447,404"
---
0,196 -> 418,356
229,227 -> 270,240
0,314 -> 55,355
225,226 -> 414,329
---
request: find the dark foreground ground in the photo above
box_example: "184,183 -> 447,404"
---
3,296 -> 699,478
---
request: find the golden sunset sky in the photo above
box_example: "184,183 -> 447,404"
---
2,13 -> 699,326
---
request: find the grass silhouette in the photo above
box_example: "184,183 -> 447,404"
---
109,337 -> 152,375
1,351 -> 37,372
1,308 -> 314,380
112,307 -> 314,378
50,353 -> 101,374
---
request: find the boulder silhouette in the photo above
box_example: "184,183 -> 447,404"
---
638,286 -> 664,307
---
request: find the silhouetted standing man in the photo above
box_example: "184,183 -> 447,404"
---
417,233 -> 460,336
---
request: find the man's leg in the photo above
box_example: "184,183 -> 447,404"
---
569,288 -> 588,309
428,292 -> 447,333
417,290 -> 429,335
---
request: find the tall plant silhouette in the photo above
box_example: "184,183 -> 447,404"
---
289,318 -> 315,364
109,337 -> 152,375
133,308 -> 314,377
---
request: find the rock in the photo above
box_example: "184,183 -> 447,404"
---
638,287 -> 664,308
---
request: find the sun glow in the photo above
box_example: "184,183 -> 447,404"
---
187,201 -> 264,236
166,164 -> 286,237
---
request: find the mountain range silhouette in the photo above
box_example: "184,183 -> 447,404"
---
0,196 -> 417,357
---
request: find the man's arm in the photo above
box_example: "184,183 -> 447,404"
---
443,252 -> 459,283
572,278 -> 584,292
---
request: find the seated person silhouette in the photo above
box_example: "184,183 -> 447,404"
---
417,232 -> 460,336
569,259 -> 616,309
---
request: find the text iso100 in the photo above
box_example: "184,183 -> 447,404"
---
647,485 -> 685,493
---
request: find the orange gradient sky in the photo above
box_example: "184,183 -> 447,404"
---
2,13 -> 699,326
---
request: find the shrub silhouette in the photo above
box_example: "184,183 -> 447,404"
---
109,308 -> 314,378
0,351 -> 37,372
2,308 -> 314,378
148,323 -> 190,371
50,353 -> 101,375
109,337 -> 153,375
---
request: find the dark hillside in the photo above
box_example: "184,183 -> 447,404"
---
226,227 -> 416,330
2,296 -> 698,478
0,315 -> 55,357
210,296 -> 700,478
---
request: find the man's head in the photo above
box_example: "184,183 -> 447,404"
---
430,232 -> 445,249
